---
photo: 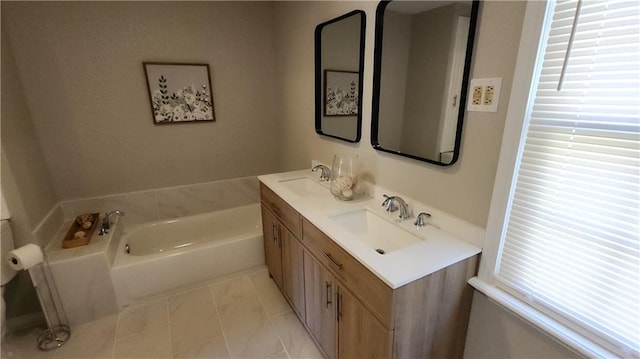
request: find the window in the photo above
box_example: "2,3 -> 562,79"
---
474,0 -> 639,358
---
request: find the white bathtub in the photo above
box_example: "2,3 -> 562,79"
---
111,204 -> 264,307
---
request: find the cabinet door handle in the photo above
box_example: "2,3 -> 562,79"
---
324,281 -> 332,308
272,223 -> 278,244
323,252 -> 343,271
336,290 -> 342,321
277,226 -> 282,249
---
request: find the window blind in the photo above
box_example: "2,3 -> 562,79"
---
495,0 -> 640,357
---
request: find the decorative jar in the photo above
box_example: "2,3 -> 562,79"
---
330,154 -> 360,201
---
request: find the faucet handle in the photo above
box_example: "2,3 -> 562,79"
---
382,195 -> 398,212
414,212 -> 432,227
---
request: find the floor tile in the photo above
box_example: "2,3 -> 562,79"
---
249,270 -> 292,317
217,295 -> 283,359
113,323 -> 171,359
1,325 -> 57,359
116,299 -> 168,340
5,267 -> 325,359
272,312 -> 323,359
210,275 -> 257,308
169,287 -> 225,358
172,333 -> 229,359
269,351 -> 290,359
53,314 -> 117,359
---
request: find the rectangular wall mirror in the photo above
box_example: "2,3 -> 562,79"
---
315,10 -> 366,143
371,0 -> 479,165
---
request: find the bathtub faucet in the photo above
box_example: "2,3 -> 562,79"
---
100,210 -> 125,235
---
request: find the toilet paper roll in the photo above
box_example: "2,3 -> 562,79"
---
6,244 -> 43,271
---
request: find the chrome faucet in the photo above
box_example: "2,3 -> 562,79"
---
381,195 -> 410,220
99,210 -> 125,235
311,165 -> 332,182
414,212 -> 432,227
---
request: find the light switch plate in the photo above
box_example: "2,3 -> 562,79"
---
467,78 -> 502,112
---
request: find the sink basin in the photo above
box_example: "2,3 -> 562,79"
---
279,177 -> 328,197
330,209 -> 422,254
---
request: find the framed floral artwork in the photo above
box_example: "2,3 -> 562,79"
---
143,62 -> 215,124
324,70 -> 359,116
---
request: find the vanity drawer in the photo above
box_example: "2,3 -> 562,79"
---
260,182 -> 301,238
301,218 -> 393,329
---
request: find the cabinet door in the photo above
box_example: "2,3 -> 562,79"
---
281,228 -> 305,320
261,205 -> 283,290
304,251 -> 337,359
338,285 -> 392,359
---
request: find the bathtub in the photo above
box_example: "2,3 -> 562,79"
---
111,203 -> 264,307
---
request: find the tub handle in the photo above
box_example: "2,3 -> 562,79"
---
125,244 -> 131,254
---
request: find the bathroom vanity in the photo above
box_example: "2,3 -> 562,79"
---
258,170 -> 481,359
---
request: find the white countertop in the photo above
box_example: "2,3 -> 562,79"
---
258,169 -> 483,289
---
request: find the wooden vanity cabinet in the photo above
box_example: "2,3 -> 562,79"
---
260,183 -> 478,359
303,248 -> 392,359
303,250 -> 337,359
260,183 -> 305,319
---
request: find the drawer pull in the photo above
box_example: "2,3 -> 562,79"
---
324,252 -> 343,270
324,281 -> 332,308
270,202 -> 281,216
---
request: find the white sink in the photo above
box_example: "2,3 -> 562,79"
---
279,177 -> 328,197
330,209 -> 422,254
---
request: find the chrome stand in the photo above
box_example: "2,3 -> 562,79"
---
28,260 -> 71,351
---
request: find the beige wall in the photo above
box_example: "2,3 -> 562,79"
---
1,1 -> 581,355
1,22 -> 57,327
379,10 -> 411,150
1,24 -> 59,247
401,4 -> 455,158
2,1 -> 280,201
464,293 -> 579,358
274,0 -> 519,228
274,1 -> 576,358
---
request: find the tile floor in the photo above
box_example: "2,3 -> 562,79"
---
2,268 -> 323,359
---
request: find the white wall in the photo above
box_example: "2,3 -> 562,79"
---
2,1 -> 281,201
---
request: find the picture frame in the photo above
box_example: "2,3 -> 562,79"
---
324,70 -> 359,116
143,62 -> 215,124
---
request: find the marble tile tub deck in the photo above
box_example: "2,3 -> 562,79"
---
2,268 -> 323,359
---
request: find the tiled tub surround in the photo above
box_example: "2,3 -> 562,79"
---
59,176 -> 260,229
44,216 -> 124,327
2,268 -> 323,359
32,176 -> 259,247
33,176 -> 260,327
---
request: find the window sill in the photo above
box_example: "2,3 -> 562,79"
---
468,277 -> 620,359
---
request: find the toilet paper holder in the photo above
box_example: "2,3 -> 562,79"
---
7,244 -> 71,351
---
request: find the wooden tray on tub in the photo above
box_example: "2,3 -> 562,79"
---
62,213 -> 99,249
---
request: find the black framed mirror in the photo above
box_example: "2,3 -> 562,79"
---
371,0 -> 479,165
315,10 -> 366,143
